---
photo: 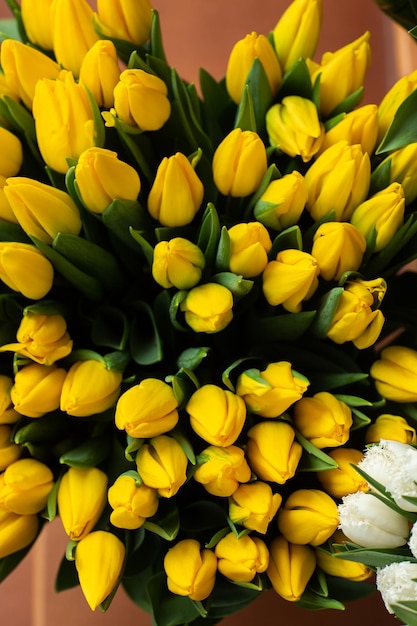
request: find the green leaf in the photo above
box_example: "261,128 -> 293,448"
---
149,9 -> 167,62
235,58 -> 273,134
296,431 -> 339,472
144,500 -> 180,542
269,225 -> 303,258
277,58 -> 313,100
0,17 -> 20,40
181,500 -> 228,533
377,88 -> 417,154
54,555 -> 79,592
215,226 -> 231,271
91,306 -> 130,351
391,600 -> 417,626
310,287 -> 344,338
103,199 -> 154,251
148,572 -> 202,626
197,203 -> 221,267
296,589 -> 345,611
248,310 -> 316,342
13,412 -> 72,445
59,436 -> 112,468
333,544 -> 415,568
211,272 -> 253,300
129,301 -> 163,365
0,220 -> 31,244
329,87 -> 365,117
177,347 -> 210,371
234,84 -> 257,133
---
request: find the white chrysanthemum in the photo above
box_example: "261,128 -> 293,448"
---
338,491 -> 409,548
376,561 -> 417,614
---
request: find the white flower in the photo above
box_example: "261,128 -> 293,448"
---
409,521 -> 417,558
358,439 -> 417,512
338,491 -> 409,548
376,561 -> 417,614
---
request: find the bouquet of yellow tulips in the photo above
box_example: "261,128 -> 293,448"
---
1,0 -> 417,624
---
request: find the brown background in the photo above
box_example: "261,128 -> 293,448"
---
1,0 -> 415,624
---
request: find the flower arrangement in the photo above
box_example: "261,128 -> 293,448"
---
1,0 -> 417,624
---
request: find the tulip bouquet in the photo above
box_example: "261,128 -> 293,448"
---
1,0 -> 417,624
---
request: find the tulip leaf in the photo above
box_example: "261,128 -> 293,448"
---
269,225 -> 303,258
310,287 -> 344,338
197,579 -> 261,618
332,544 -> 415,568
377,88 -> 417,154
212,272 -> 253,300
350,407 -> 371,430
215,226 -> 231,271
390,601 -> 417,626
150,9 -> 167,63
237,57 -> 273,135
181,501 -> 228,533
197,203 -> 221,267
277,59 -> 313,100
204,527 -> 231,549
144,500 -> 180,542
177,347 -> 210,371
234,84 -> 257,133
295,431 -> 338,471
55,555 -> 79,592
59,436 -> 112,468
103,199 -> 154,250
249,310 -> 316,342
0,220 -> 31,244
199,70 -> 234,145
130,301 -> 164,365
147,574 -> 203,626
296,589 -> 345,611
329,87 -> 365,117
0,17 -> 20,41
91,306 -> 130,351
361,214 -> 417,277
14,412 -> 72,444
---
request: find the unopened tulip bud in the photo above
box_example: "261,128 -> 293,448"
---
225,31 -> 281,104
215,532 -> 269,582
50,0 -> 99,76
305,140 -> 371,221
75,530 -> 125,610
0,375 -> 20,425
194,445 -> 251,497
229,481 -> 282,534
152,238 -> 205,290
115,378 -> 178,438
278,489 -> 339,546
267,536 -> 316,602
0,175 -> 18,224
273,0 -> 322,71
108,475 -> 158,530
0,38 -> 60,109
236,361 -> 309,418
253,171 -> 307,231
147,152 -> 203,227
266,96 -> 324,162
377,69 -> 417,143
365,414 -> 417,445
316,448 -> 368,498
0,425 -> 21,471
164,539 -> 217,601
262,249 -> 319,312
4,177 -> 82,244
379,142 -> 417,204
113,69 -> 171,132
180,283 -> 233,334
95,0 -> 153,45
293,392 -> 353,448
227,222 -> 272,278
57,467 -> 108,541
247,421 -> 302,484
75,147 -> 141,215
309,31 -> 371,117
377,562 -> 417,615
316,545 -> 372,581
213,128 -> 267,197
0,458 -> 53,515
311,221 -> 366,281
21,0 -> 54,50
0,508 -> 39,559
78,40 -> 121,110
60,359 -> 122,417
11,363 -> 66,418
0,128 -> 23,178
320,104 -> 378,155
371,346 -> 417,403
136,435 -> 188,498
0,242 -> 54,300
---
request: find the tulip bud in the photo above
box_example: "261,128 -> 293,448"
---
309,31 -> 371,117
75,530 -> 125,611
225,31 -> 282,104
338,491 -> 409,548
326,278 -> 386,350
0,128 -> 23,178
0,175 -> 18,224
79,40 -> 121,109
113,69 -> 171,132
229,481 -> 282,534
0,38 -> 60,109
305,141 -> 371,221
246,421 -> 302,484
20,0 -> 53,49
186,384 -> 246,447
60,359 -> 122,417
11,363 -> 66,418
227,222 -> 272,278
371,346 -> 417,403
278,489 -> 339,546
350,182 -> 405,251
316,545 -> 372,581
0,425 -> 21,471
0,242 -> 54,300
57,467 -> 108,541
0,375 -> 20,425
108,475 -> 158,530
311,222 -> 366,281
319,104 -> 378,155
215,533 -> 269,582
377,562 -> 417,615
193,445 -> 251,497
262,249 -> 319,312
316,448 -> 368,498
266,96 -> 324,162
115,378 -> 178,438
0,508 -> 39,559
136,435 -> 188,498
95,0 -> 153,45
236,361 -> 309,418
273,0 -> 322,71
365,414 -> 417,445
378,142 -> 417,205
50,0 -> 100,76
0,458 -> 54,515
293,392 -> 353,448
152,238 -> 205,290
147,152 -> 203,227
253,171 -> 307,231
75,147 -> 141,215
180,283 -> 233,334
267,536 -> 316,602
33,70 -> 98,174
4,177 -> 82,244
377,69 -> 417,143
164,539 -> 217,601
212,128 -> 268,197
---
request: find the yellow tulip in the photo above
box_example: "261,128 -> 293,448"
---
365,414 -> 417,445
262,249 -> 319,312
377,142 -> 417,205
316,448 -> 368,498
311,221 -> 366,281
95,0 -> 153,45
377,69 -> 417,143
227,222 -> 272,278
136,435 -> 188,498
11,363 -> 66,418
60,359 -> 122,417
180,283 -> 233,334
0,242 -> 54,300
164,539 -> 217,601
0,458 -> 54,515
79,40 -> 121,110
0,508 -> 39,559
370,345 -> 417,403
21,0 -> 54,50
215,532 -> 269,582
273,0 -> 322,71
0,175 -> 18,224
0,375 -> 20,425
267,536 -> 316,601
0,128 -> 23,178
113,69 -> 171,131
277,489 -> 339,546
319,104 -> 378,155
246,421 -> 302,484
0,425 -> 21,471
152,238 -> 205,290
253,171 -> 307,231
229,481 -> 282,534
193,445 -> 251,497
316,546 -> 372,581
108,475 -> 158,530
292,391 -> 353,448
